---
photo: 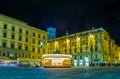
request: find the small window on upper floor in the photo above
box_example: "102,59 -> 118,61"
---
19,36 -> 22,41
95,35 -> 97,38
95,46 -> 98,51
80,56 -> 82,59
12,26 -> 15,31
25,37 -> 28,42
26,30 -> 28,35
3,42 -> 7,47
80,48 -> 82,52
32,39 -> 35,44
19,29 -> 22,33
43,35 -> 46,39
3,32 -> 7,38
32,47 -> 35,52
11,34 -> 15,39
25,46 -> 28,51
38,48 -> 40,53
33,32 -> 35,37
38,34 -> 40,38
18,44 -> 22,49
4,24 -> 7,29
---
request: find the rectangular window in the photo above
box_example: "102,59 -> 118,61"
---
26,30 -> 28,35
25,37 -> 28,42
19,36 -> 22,41
38,34 -> 40,38
11,43 -> 14,48
25,46 -> 28,51
12,26 -> 15,31
33,32 -> 35,37
80,56 -> 82,59
95,35 -> 97,38
38,48 -> 40,53
95,46 -> 98,51
3,32 -> 7,38
43,35 -> 46,39
3,42 -> 6,47
11,34 -> 15,39
18,45 -> 22,49
32,39 -> 35,44
19,29 -> 22,33
80,48 -> 82,53
32,48 -> 35,52
4,24 -> 7,29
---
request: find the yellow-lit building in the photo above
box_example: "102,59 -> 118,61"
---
0,14 -> 120,67
0,14 -> 48,62
47,28 -> 120,66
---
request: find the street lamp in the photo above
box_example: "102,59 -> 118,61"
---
39,41 -> 44,55
76,37 -> 80,41
40,41 -> 44,47
66,39 -> 70,43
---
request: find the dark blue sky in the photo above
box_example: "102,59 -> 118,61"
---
0,0 -> 120,45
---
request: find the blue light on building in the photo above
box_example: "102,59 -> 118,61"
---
47,27 -> 56,40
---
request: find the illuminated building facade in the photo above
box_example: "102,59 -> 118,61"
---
47,28 -> 120,66
0,14 -> 120,67
0,14 -> 48,61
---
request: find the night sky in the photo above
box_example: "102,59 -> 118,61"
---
0,0 -> 120,45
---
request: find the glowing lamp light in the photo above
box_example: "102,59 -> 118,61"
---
66,39 -> 70,43
74,60 -> 77,63
55,41 -> 58,45
104,61 -> 107,63
40,41 -> 44,46
89,34 -> 94,38
76,38 -> 80,41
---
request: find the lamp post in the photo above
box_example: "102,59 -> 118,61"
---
39,41 -> 44,55
39,41 -> 44,67
40,41 -> 44,47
